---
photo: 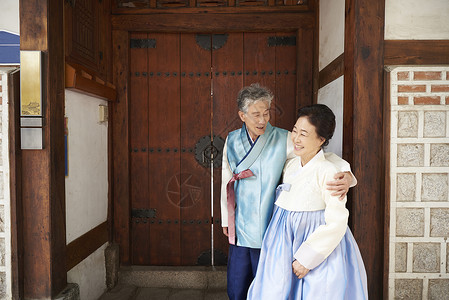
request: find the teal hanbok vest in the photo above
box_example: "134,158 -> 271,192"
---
226,122 -> 287,248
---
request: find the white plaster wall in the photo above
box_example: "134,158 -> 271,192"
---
65,90 -> 108,300
385,0 -> 449,40
0,0 -> 19,34
67,243 -> 107,300
318,0 -> 345,156
65,90 -> 108,243
319,0 -> 344,71
317,77 -> 344,157
0,71 -> 12,300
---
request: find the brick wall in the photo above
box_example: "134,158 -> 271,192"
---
390,67 -> 449,299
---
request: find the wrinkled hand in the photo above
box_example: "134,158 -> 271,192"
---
222,227 -> 229,237
326,171 -> 352,200
292,260 -> 309,279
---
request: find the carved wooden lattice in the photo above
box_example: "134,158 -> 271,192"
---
116,0 -> 307,8
72,0 -> 98,67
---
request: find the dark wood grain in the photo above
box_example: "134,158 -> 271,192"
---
296,27 -> 314,109
20,0 -> 67,298
9,70 -> 23,300
112,5 -> 312,14
212,33 -> 244,262
179,33 -> 211,265
384,40 -> 449,65
111,13 -> 314,32
344,0 -> 385,299
274,31 -> 297,130
129,32 -> 151,265
112,30 -> 131,264
66,222 -> 109,271
319,53 -> 344,89
65,63 -> 117,101
147,33 -> 182,265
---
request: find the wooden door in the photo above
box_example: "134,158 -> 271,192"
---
129,31 -> 297,266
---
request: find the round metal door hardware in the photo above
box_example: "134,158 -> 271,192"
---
194,135 -> 225,168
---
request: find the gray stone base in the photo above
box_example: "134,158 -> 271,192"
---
105,243 -> 120,290
54,283 -> 80,300
119,266 -> 227,290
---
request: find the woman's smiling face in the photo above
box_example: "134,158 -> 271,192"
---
291,116 -> 325,165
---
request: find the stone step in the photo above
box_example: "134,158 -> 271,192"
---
118,266 -> 227,290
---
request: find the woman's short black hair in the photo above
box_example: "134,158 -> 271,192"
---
297,104 -> 336,147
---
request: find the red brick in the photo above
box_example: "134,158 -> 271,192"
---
413,96 -> 441,105
398,96 -> 409,105
431,85 -> 449,92
0,85 -> 2,92
413,71 -> 442,80
398,85 -> 426,93
446,96 -> 449,105
0,96 -> 2,105
397,71 -> 409,81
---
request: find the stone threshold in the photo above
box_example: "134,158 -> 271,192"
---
119,266 -> 227,290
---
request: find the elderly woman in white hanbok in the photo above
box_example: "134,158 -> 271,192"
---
247,104 -> 368,300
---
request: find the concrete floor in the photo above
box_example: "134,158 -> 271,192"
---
98,284 -> 228,300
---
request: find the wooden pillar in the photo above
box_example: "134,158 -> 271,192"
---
112,30 -> 131,264
19,0 -> 67,297
344,0 -> 385,299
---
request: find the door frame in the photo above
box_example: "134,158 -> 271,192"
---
111,12 -> 316,265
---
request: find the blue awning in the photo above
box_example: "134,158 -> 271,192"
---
0,31 -> 20,65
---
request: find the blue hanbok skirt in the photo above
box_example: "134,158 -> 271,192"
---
247,206 -> 368,300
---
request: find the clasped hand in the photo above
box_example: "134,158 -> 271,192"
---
292,260 -> 309,279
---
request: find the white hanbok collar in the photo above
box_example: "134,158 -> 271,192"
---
292,149 -> 325,177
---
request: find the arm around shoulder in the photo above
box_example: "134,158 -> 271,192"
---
323,152 -> 357,187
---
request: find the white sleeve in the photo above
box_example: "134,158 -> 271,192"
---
293,165 -> 349,269
220,138 -> 232,227
323,152 -> 357,187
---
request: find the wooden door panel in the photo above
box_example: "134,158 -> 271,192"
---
274,32 -> 297,130
130,32 -> 150,264
243,33 -> 277,123
129,31 -> 299,266
211,33 -> 244,259
212,33 -> 244,139
179,33 -> 212,265
147,33 -> 181,265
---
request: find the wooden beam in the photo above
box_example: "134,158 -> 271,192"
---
297,27 -> 314,109
19,0 -> 67,298
112,30 -> 131,264
66,222 -> 109,271
65,63 -> 117,102
9,70 -> 23,300
344,0 -> 385,299
319,53 -> 344,89
111,5 -> 312,14
111,13 -> 314,31
384,40 -> 449,65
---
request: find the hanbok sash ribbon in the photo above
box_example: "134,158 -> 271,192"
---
227,169 -> 255,245
275,183 -> 291,200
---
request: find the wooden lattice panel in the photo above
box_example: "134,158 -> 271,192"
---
157,0 -> 189,8
115,0 -> 308,9
197,0 -> 227,7
72,0 -> 98,67
116,0 -> 150,8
